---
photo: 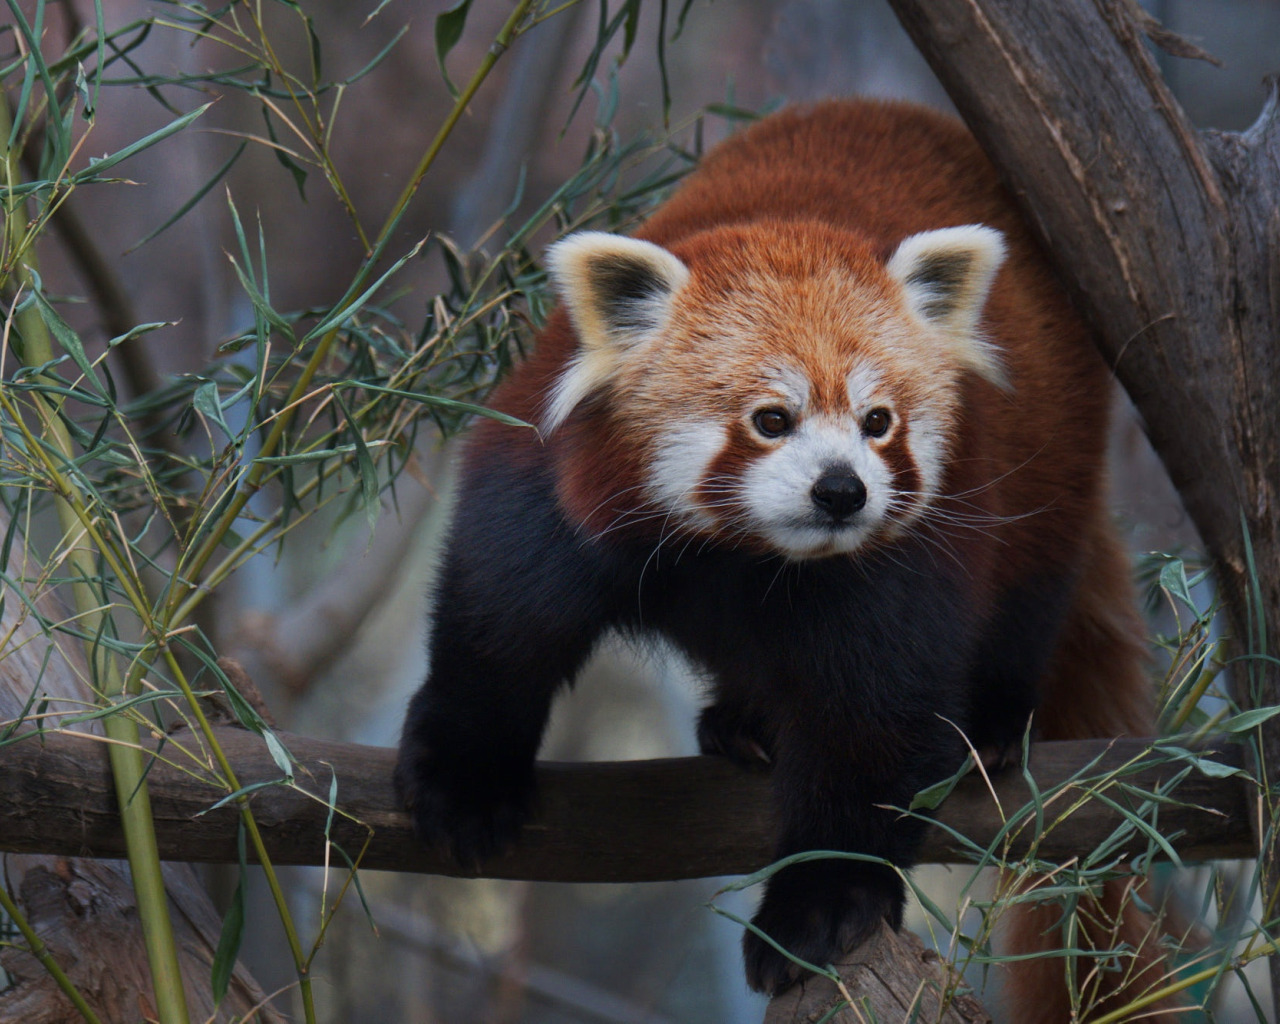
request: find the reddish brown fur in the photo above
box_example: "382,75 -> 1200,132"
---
469,100 -> 1168,1019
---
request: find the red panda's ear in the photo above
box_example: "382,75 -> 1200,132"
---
542,232 -> 689,432
886,225 -> 1010,389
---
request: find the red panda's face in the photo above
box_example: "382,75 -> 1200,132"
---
545,222 -> 1007,560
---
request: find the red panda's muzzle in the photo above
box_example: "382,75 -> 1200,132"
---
810,469 -> 867,522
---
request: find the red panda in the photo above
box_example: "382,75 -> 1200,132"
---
396,100 -> 1165,1016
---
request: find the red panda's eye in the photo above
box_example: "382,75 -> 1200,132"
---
863,408 -> 892,437
753,408 -> 792,438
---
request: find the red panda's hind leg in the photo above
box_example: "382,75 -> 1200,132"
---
1001,510 -> 1179,1022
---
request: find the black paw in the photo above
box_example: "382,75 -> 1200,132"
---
393,746 -> 533,870
743,863 -> 903,995
697,702 -> 774,767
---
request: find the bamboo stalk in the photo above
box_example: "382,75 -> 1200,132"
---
1,92 -> 191,1024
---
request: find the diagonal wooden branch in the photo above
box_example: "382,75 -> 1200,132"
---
884,0 -> 1280,1009
888,0 -> 1244,581
888,0 -> 1280,635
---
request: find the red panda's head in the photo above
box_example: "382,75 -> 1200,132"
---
543,220 -> 1007,560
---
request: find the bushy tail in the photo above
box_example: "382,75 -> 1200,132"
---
1001,513 -> 1182,1023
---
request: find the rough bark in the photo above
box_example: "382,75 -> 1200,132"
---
0,859 -> 280,1024
0,729 -> 1252,879
0,544 -> 283,1022
883,3 -> 1279,614
762,924 -> 993,1024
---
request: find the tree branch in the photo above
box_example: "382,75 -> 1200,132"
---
0,729 -> 1252,879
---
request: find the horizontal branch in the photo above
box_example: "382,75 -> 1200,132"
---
0,729 -> 1253,881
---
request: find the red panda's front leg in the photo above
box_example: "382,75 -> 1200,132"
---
741,693 -> 967,995
394,458 -> 624,868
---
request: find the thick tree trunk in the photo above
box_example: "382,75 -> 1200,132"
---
762,924 -> 992,1024
884,0 -> 1280,1008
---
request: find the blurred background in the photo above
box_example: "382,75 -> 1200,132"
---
7,0 -> 1280,1020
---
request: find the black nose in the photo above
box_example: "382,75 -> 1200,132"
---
810,473 -> 867,519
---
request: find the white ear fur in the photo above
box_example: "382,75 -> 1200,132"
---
887,225 -> 1010,389
542,232 -> 689,433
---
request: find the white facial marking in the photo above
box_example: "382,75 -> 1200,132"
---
646,420 -> 727,528
760,363 -> 810,412
542,350 -> 615,435
739,413 -> 895,558
845,364 -> 883,411
904,407 -> 946,502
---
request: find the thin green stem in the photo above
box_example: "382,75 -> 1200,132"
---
1,91 -> 190,1024
155,642 -> 316,1019
376,0 -> 539,257
0,884 -> 105,1024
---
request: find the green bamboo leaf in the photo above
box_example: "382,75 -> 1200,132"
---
253,442 -> 386,466
1219,706 -> 1280,735
909,757 -> 973,811
127,141 -> 247,253
71,103 -> 210,182
225,253 -> 298,347
703,102 -> 766,122
302,239 -> 425,341
333,391 -> 379,533
656,0 -> 671,124
1153,744 -> 1247,779
1158,558 -> 1196,611
224,190 -> 255,284
193,381 -> 234,440
347,23 -> 408,85
263,729 -> 295,781
28,278 -> 105,398
4,0 -> 68,169
303,12 -> 322,80
0,648 -> 52,743
620,0 -> 642,57
88,0 -> 106,116
89,691 -> 189,722
172,637 -> 271,735
203,779 -> 285,812
672,0 -> 699,40
434,0 -> 474,99
346,381 -> 530,428
211,825 -> 246,1004
106,321 -> 176,348
1242,512 -> 1267,659
258,101 -> 308,200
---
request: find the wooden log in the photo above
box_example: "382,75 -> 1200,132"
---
762,923 -> 993,1024
0,728 -> 1253,879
